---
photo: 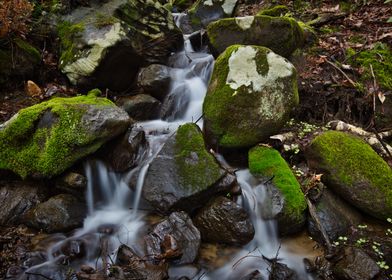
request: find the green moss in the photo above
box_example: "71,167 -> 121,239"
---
174,123 -> 222,192
249,146 -> 307,220
347,42 -> 392,90
257,5 -> 289,17
0,90 -> 115,178
309,131 -> 392,218
57,21 -> 85,67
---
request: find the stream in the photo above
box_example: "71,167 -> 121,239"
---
18,13 -> 319,280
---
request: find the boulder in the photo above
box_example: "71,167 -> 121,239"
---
142,123 -> 237,213
0,90 -> 130,178
137,64 -> 172,101
0,180 -> 49,225
24,194 -> 87,233
206,15 -> 304,58
193,196 -> 254,245
189,0 -> 239,28
59,0 -> 183,91
55,172 -> 87,195
203,45 -> 298,148
249,146 -> 306,235
306,131 -> 392,220
308,188 -> 362,244
145,212 -> 201,265
332,247 -> 380,280
116,94 -> 161,121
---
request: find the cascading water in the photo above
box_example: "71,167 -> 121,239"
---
19,12 -> 317,280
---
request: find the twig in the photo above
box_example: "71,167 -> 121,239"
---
370,64 -> 376,115
325,59 -> 357,88
264,175 -> 275,184
194,114 -> 203,124
372,128 -> 392,160
232,247 -> 260,269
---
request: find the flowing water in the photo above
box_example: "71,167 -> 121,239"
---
19,13 -> 318,280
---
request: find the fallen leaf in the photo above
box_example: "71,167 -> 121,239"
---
378,92 -> 386,104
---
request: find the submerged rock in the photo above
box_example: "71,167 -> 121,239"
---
306,131 -> 392,220
59,0 -> 183,91
203,45 -> 298,148
145,211 -> 201,265
193,196 -> 254,245
308,188 -> 362,244
116,94 -> 161,121
189,0 -> 239,28
249,146 -> 306,235
24,194 -> 87,233
142,123 -> 236,213
0,90 -> 130,178
0,180 -> 49,225
332,247 -> 380,280
207,15 -> 304,58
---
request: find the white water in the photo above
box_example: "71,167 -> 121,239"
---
21,13 -> 315,280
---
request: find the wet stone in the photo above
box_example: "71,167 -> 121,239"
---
145,212 -> 201,265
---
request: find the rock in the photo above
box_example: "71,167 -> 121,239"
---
116,244 -> 168,280
0,38 -> 41,85
142,123 -> 236,213
99,128 -> 147,172
145,212 -> 201,265
193,196 -> 254,245
308,188 -> 362,244
0,90 -> 130,178
203,45 -> 298,148
0,180 -> 49,225
240,270 -> 263,280
249,146 -> 306,235
137,64 -> 172,101
116,94 -> 161,121
332,247 -> 380,280
268,261 -> 299,280
206,15 -> 304,58
188,30 -> 209,52
18,263 -> 72,280
24,194 -> 87,233
256,5 -> 289,17
55,172 -> 87,195
189,0 -> 239,28
59,0 -> 183,91
306,131 -> 392,220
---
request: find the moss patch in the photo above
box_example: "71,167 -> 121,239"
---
308,131 -> 392,219
347,42 -> 392,90
174,123 -> 223,192
0,90 -> 116,178
57,20 -> 85,67
249,146 -> 307,221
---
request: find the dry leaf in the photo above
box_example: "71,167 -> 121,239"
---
26,80 -> 42,98
378,92 -> 386,104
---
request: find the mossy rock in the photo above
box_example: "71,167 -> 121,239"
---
58,0 -> 183,91
188,0 -> 239,28
203,45 -> 298,148
0,38 -> 41,84
142,123 -> 236,213
206,15 -> 304,58
256,5 -> 289,17
249,146 -> 307,234
0,90 -> 130,179
306,131 -> 392,220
